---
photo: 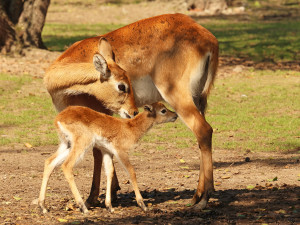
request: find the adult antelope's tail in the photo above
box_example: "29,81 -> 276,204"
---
202,47 -> 219,98
196,46 -> 219,115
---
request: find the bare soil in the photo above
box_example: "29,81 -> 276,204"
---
0,1 -> 299,224
0,144 -> 299,224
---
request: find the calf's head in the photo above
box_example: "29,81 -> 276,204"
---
144,102 -> 178,124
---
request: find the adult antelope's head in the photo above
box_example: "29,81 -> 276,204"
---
93,38 -> 138,118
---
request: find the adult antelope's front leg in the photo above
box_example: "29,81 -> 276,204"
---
85,148 -> 103,208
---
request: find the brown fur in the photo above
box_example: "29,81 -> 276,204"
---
38,102 -> 177,213
44,13 -> 219,209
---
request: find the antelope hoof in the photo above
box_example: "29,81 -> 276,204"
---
39,205 -> 48,214
193,198 -> 208,210
38,201 -> 48,214
106,206 -> 115,213
138,200 -> 147,212
191,190 -> 212,210
85,198 -> 101,208
79,202 -> 89,214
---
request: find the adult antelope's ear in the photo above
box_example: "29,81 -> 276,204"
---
98,37 -> 114,64
144,105 -> 153,113
93,53 -> 110,81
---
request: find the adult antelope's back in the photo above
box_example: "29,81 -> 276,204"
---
45,13 -> 219,209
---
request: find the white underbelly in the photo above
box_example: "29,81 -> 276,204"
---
131,75 -> 163,107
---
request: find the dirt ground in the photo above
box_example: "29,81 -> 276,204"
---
0,144 -> 299,224
1,1 -> 300,224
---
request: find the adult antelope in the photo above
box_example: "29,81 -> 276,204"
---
45,13 -> 218,210
38,102 -> 178,213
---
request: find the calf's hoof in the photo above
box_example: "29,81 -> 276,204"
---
106,206 -> 115,213
137,200 -> 147,212
79,202 -> 89,214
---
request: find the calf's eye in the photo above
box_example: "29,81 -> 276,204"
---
161,109 -> 167,114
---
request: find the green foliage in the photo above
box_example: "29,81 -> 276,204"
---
142,70 -> 300,152
43,20 -> 300,63
207,70 -> 300,152
42,23 -> 123,51
0,73 -> 57,146
0,70 -> 299,152
203,20 -> 300,63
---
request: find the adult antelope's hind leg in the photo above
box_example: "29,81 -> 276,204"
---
182,107 -> 214,209
189,109 -> 214,209
157,88 -> 214,209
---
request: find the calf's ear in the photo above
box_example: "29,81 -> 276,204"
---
144,105 -> 153,113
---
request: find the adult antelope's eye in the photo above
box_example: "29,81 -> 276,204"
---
118,84 -> 126,92
161,109 -> 167,114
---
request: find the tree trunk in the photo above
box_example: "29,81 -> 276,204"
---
19,0 -> 50,49
0,2 -> 15,53
0,0 -> 50,54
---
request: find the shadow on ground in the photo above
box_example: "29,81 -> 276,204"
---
73,185 -> 300,224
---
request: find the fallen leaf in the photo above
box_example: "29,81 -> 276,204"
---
221,176 -> 231,179
24,143 -> 33,148
203,209 -> 211,213
179,159 -> 185,163
268,176 -> 278,182
58,218 -> 68,223
237,213 -> 246,218
168,201 -> 178,204
275,209 -> 286,214
13,196 -> 22,201
214,182 -> 221,186
247,185 -> 255,190
180,166 -> 189,169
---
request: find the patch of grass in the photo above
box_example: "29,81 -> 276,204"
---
1,71 -> 299,152
142,70 -> 300,152
202,20 -> 300,63
42,23 -> 123,51
0,73 -> 58,147
43,19 -> 300,62
207,70 -> 300,152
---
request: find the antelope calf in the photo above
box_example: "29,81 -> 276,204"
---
38,102 -> 177,214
